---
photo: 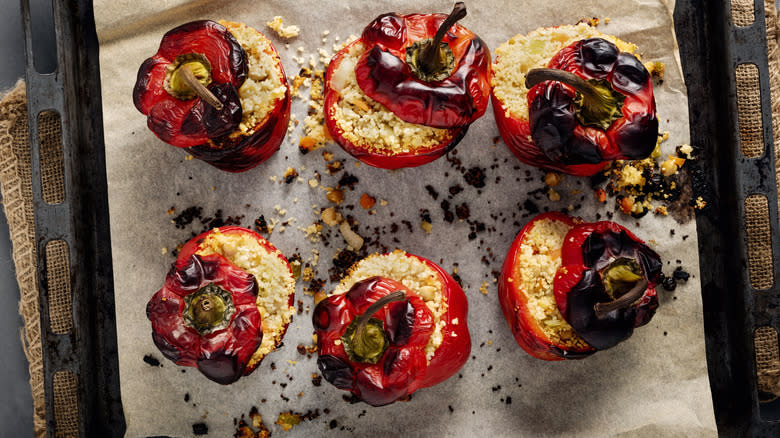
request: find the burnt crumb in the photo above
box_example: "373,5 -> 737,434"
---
420,209 -> 433,224
330,420 -> 339,429
455,203 -> 470,220
449,184 -> 464,196
464,167 -> 486,188
505,396 -> 512,405
254,215 -> 269,234
662,275 -> 677,291
312,374 -> 322,387
192,422 -> 208,435
200,209 -> 244,230
271,362 -> 277,370
401,220 -> 414,233
338,173 -> 360,190
448,405 -> 454,413
172,206 -> 203,229
184,393 -> 190,402
440,200 -> 455,223
522,199 -> 539,215
143,354 -> 161,367
297,344 -> 307,355
452,272 -> 463,287
673,267 -> 690,282
283,167 -> 299,184
425,185 -> 439,200
330,249 -> 364,282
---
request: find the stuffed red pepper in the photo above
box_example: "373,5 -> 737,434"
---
498,212 -> 661,360
147,227 -> 296,383
324,3 -> 490,169
313,250 -> 470,406
133,20 -> 290,172
491,24 -> 658,176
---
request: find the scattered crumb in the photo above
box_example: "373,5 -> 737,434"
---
266,16 -> 300,39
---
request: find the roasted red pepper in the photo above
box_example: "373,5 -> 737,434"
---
355,2 -> 491,128
146,253 -> 263,384
499,212 -> 662,361
133,20 -> 290,172
493,37 -> 657,176
554,220 -> 661,350
323,3 -> 489,169
313,254 -> 469,406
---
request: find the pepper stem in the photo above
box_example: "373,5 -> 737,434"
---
178,66 -> 224,110
164,53 -> 224,110
406,2 -> 466,82
594,278 -> 648,318
184,283 -> 234,334
421,2 -> 467,71
341,290 -> 405,364
525,68 -> 624,130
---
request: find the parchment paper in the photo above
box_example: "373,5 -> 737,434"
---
96,1 -> 717,436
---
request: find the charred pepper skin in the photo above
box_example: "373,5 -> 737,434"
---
133,20 -> 290,172
354,11 -> 491,128
133,20 -> 247,148
498,212 -> 595,361
146,254 -> 262,385
554,221 -> 662,350
177,226 -> 295,374
324,40 -> 469,169
493,37 -> 658,176
313,253 -> 470,406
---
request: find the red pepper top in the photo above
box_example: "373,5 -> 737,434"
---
146,253 -> 262,384
525,38 -> 658,168
354,3 -> 490,128
554,220 -> 661,350
133,20 -> 247,148
314,277 -> 435,406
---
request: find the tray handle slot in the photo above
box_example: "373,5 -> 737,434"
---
736,63 -> 766,158
45,240 -> 72,334
754,325 -> 780,419
52,370 -> 78,438
745,194 -> 774,290
733,0 -> 758,26
37,110 -> 65,205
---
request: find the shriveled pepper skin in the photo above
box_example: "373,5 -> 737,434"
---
177,226 -> 295,374
146,253 -> 262,384
498,212 -> 595,361
133,20 -> 247,148
313,253 -> 470,406
493,38 -> 658,176
324,40 -> 468,169
355,12 -> 491,128
554,221 -> 661,350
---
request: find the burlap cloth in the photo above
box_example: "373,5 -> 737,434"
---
1,0 -> 780,435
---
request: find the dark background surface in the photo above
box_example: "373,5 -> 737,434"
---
1,0 -> 49,436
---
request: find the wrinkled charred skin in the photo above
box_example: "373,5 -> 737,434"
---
355,12 -> 491,128
146,254 -> 262,384
530,38 -> 658,164
555,222 -> 661,350
133,20 -> 248,148
493,37 -> 657,176
314,253 -> 470,405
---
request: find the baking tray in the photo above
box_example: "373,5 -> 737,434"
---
19,0 -> 779,435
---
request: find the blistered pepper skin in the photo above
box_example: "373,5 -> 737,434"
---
554,221 -> 661,350
498,212 -> 595,361
313,253 -> 470,406
493,38 -> 658,176
324,40 -> 468,169
354,12 -> 491,128
177,226 -> 295,374
147,254 -> 262,384
133,20 -> 290,172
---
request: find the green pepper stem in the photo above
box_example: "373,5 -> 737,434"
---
179,65 -> 223,111
353,290 -> 406,341
525,68 -> 624,130
594,278 -> 648,318
420,2 -> 467,75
